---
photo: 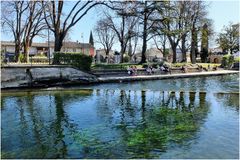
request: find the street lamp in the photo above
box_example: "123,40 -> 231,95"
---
48,28 -> 50,65
81,33 -> 84,54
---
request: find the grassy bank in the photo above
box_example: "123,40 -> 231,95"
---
92,63 -> 142,70
92,63 -> 221,70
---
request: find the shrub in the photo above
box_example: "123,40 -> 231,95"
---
53,52 -> 92,71
234,57 -> 240,62
1,53 -> 5,65
142,64 -> 148,68
142,62 -> 164,69
221,54 -> 235,69
152,63 -> 158,69
158,61 -> 165,66
18,53 -> 25,63
123,55 -> 130,63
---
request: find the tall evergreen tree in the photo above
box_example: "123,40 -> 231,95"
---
200,23 -> 208,62
89,30 -> 94,46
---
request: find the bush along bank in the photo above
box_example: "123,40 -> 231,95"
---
53,52 -> 92,71
221,54 -> 235,69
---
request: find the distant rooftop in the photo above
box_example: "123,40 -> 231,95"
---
1,41 -> 94,48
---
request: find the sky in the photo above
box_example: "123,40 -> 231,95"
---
1,0 -> 240,50
208,0 -> 239,33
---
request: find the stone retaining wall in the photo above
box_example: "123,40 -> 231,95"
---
1,66 -> 98,89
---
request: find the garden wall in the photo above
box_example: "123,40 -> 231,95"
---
1,66 -> 98,89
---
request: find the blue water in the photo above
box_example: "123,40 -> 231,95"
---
1,74 -> 239,159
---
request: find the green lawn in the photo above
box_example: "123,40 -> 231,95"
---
92,63 -> 142,70
92,62 -> 221,70
171,63 -> 221,68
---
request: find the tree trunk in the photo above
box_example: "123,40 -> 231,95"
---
181,35 -> 187,62
54,31 -> 66,52
162,40 -> 167,60
172,45 -> 177,63
54,37 -> 63,52
140,38 -> 147,64
194,33 -> 198,58
168,36 -> 177,63
15,40 -> 21,62
190,27 -> 197,64
53,33 -> 64,64
120,42 -> 124,63
23,39 -> 30,63
106,48 -> 110,63
140,13 -> 147,64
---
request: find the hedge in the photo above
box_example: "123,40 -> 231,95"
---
53,52 -> 92,71
221,54 -> 234,69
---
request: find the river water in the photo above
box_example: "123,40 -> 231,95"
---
1,74 -> 239,158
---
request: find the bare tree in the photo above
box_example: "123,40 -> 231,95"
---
127,20 -> 140,62
155,1 -> 209,64
103,1 -> 139,63
94,18 -> 116,63
153,34 -> 168,59
134,1 -> 165,64
42,1 -> 104,54
158,1 -> 188,63
177,1 -> 193,62
22,1 -> 47,62
1,1 -> 29,61
1,1 -> 47,62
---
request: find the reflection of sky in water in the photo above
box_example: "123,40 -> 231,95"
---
160,93 -> 239,159
78,74 -> 239,93
1,74 -> 239,159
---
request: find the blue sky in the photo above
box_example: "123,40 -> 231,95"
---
208,0 -> 239,33
1,0 -> 239,50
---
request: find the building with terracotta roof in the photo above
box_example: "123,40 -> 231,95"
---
1,41 -> 95,58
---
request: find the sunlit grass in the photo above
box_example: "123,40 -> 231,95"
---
92,62 -> 222,70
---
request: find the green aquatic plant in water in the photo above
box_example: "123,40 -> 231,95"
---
70,128 -> 122,159
6,88 -> 237,159
126,102 -> 209,158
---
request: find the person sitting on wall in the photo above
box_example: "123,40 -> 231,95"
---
127,66 -> 133,75
198,65 -> 203,72
213,66 -> 218,71
160,65 -> 169,73
181,65 -> 185,73
133,66 -> 137,76
181,65 -> 188,73
208,64 -> 211,71
150,66 -> 155,74
160,65 -> 166,72
165,65 -> 172,74
146,66 -> 152,75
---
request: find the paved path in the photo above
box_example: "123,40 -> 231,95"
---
98,70 -> 239,83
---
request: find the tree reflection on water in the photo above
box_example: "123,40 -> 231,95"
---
1,89 -> 232,159
82,90 -> 211,158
